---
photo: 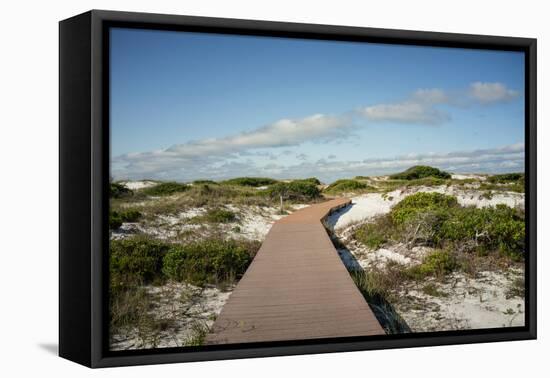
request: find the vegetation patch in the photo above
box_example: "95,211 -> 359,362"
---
267,181 -> 321,201
110,236 -> 170,289
141,182 -> 188,196
191,208 -> 237,224
324,179 -> 371,194
390,192 -> 458,224
488,173 -> 524,185
354,220 -> 391,250
222,177 -> 278,187
193,179 -> 219,185
110,182 -> 133,198
406,250 -> 458,280
293,177 -> 321,185
390,165 -> 451,180
109,236 -> 261,347
354,192 -> 525,261
109,209 -> 142,230
163,239 -> 260,287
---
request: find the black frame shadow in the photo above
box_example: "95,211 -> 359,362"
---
59,9 -> 537,368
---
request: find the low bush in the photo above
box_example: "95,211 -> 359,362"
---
438,204 -> 525,259
406,250 -> 458,279
390,165 -> 451,180
222,177 -> 278,187
293,177 -> 321,185
193,179 -> 218,185
110,237 -> 170,289
201,208 -> 237,223
110,182 -> 133,198
354,220 -> 390,249
267,181 -> 321,201
324,179 -> 369,194
390,192 -> 458,224
109,209 -> 142,230
488,173 -> 524,184
163,239 -> 260,286
142,182 -> 188,196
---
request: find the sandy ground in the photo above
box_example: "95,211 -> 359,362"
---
328,186 -> 525,332
394,270 -> 525,332
111,282 -> 231,350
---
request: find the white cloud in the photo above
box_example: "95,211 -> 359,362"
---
112,113 -> 350,178
360,101 -> 450,125
359,82 -> 519,125
469,82 -> 519,104
412,88 -> 449,104
164,113 -> 349,157
359,87 -> 452,125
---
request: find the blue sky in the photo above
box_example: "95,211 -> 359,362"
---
110,27 -> 525,183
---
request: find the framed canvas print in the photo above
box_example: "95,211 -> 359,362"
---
59,10 -> 537,368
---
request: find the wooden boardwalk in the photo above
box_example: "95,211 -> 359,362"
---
205,198 -> 385,345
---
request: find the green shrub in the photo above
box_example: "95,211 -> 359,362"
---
407,250 -> 458,279
162,239 -> 259,286
354,222 -> 388,249
202,208 -> 236,223
110,237 -> 170,287
439,204 -> 525,259
390,165 -> 451,180
109,212 -> 123,230
110,182 -> 133,198
268,181 -> 321,201
294,177 -> 321,185
142,182 -> 188,196
109,209 -> 142,230
488,173 -> 524,184
222,177 -> 278,187
193,179 -> 218,185
324,179 -> 369,193
390,192 -> 458,224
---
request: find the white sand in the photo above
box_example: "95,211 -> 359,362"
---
451,174 -> 487,181
397,270 -> 525,331
121,180 -> 158,190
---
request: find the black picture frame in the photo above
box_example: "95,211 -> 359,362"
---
59,9 -> 537,368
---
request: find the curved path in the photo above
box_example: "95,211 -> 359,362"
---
206,198 -> 385,344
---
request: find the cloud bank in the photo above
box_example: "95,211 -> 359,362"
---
114,142 -> 524,183
112,82 -> 522,181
